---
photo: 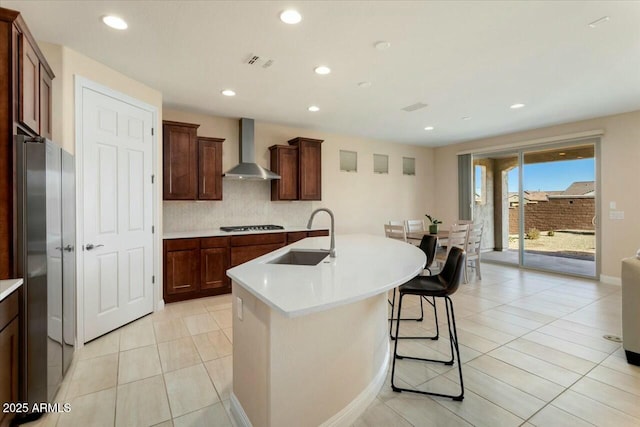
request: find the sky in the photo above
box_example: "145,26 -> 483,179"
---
507,158 -> 595,192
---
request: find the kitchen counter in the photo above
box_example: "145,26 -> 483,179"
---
229,234 -> 425,427
163,226 -> 328,240
0,278 -> 23,302
227,234 -> 425,317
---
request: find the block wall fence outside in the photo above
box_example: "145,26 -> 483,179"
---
509,197 -> 595,234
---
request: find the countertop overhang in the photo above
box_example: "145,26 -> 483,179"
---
227,234 -> 426,317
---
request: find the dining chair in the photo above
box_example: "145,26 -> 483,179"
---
453,219 -> 474,225
405,219 -> 425,246
435,223 -> 468,268
384,224 -> 407,242
388,220 -> 404,227
464,223 -> 484,283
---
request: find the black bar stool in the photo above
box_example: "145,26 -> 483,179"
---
389,235 -> 439,340
390,246 -> 466,401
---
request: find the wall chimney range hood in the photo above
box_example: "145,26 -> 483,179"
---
224,118 -> 280,180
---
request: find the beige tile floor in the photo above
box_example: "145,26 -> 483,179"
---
29,263 -> 639,427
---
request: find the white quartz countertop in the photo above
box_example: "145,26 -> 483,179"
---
0,278 -> 23,302
227,234 -> 426,317
163,226 -> 328,240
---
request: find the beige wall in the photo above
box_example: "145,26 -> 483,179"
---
433,110 -> 640,278
39,42 -> 163,153
163,109 -> 435,235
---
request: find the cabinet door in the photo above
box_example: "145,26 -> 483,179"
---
0,319 -> 19,427
270,145 -> 298,200
164,239 -> 200,297
19,34 -> 40,134
201,247 -> 230,290
198,137 -> 224,200
163,121 -> 199,200
289,138 -> 323,200
39,64 -> 53,139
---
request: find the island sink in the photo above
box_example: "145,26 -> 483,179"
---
268,249 -> 330,266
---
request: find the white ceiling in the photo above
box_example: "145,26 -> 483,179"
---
4,1 -> 640,146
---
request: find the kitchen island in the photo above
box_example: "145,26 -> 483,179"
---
227,234 -> 425,427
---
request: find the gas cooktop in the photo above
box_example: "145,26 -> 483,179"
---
220,224 -> 285,232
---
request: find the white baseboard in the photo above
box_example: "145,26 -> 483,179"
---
230,392 -> 252,427
320,341 -> 390,427
229,341 -> 390,427
600,275 -> 622,286
156,299 -> 165,311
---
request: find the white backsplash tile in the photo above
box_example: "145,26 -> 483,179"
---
163,180 -> 314,232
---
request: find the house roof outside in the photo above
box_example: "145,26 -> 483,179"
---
509,181 -> 595,204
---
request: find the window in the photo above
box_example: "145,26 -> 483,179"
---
474,164 -> 487,205
373,154 -> 388,174
340,150 -> 357,172
402,157 -> 415,176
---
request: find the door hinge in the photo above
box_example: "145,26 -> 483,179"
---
151,174 -> 155,184
152,225 -> 155,234
151,128 -> 154,136
152,275 -> 155,284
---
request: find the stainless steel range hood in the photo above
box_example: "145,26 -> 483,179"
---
224,118 -> 280,180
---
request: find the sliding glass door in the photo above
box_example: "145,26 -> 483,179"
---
468,139 -> 598,278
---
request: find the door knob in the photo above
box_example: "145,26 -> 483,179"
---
85,243 -> 104,251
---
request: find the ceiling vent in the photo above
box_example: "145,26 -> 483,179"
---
401,102 -> 428,112
245,54 -> 274,69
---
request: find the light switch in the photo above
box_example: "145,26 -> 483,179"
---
609,201 -> 616,209
237,297 -> 243,320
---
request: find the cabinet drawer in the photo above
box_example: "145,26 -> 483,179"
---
308,230 -> 329,237
0,291 -> 19,332
231,233 -> 286,247
201,236 -> 230,248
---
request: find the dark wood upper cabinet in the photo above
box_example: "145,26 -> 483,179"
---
163,238 -> 200,297
269,137 -> 323,201
39,63 -> 53,139
198,137 -> 224,200
289,137 -> 323,201
19,33 -> 39,134
163,120 -> 199,200
269,145 -> 298,201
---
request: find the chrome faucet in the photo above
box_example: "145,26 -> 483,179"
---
307,208 -> 336,257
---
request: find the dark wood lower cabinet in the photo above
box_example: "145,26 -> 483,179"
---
0,291 -> 19,427
164,239 -> 200,301
163,231 -> 327,303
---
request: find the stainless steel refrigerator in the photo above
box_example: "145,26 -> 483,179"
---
15,135 -> 75,418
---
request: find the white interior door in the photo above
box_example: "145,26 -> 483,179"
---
82,87 -> 154,342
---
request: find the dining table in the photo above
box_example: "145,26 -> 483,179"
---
407,229 -> 449,243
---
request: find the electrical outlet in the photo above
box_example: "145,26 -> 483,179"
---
237,297 -> 243,320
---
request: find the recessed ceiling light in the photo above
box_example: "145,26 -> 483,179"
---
424,126 -> 435,131
559,152 -> 566,156
588,16 -> 610,28
221,89 -> 236,97
510,103 -> 526,109
308,105 -> 320,112
314,66 -> 331,75
102,15 -> 128,30
280,10 -> 302,24
462,116 -> 472,121
358,81 -> 372,88
375,41 -> 391,50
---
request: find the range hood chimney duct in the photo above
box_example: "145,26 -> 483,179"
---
224,118 -> 280,180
